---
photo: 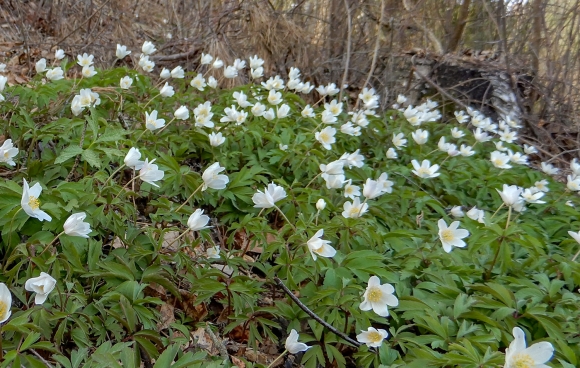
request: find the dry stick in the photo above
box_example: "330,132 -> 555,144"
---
356,0 -> 385,109
29,349 -> 54,368
273,277 -> 361,347
55,0 -> 112,46
338,0 -> 352,103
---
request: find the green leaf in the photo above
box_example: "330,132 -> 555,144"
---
55,146 -> 83,164
81,149 -> 101,168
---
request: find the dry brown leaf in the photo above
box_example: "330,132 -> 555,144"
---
231,356 -> 246,368
156,303 -> 175,330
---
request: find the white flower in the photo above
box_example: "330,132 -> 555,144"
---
325,174 -> 346,189
285,329 -> 310,354
263,109 -> 275,121
316,83 -> 339,96
77,53 -> 94,67
223,65 -> 238,79
521,188 -> 546,204
200,53 -> 213,65
233,91 -> 252,108
541,162 -> 559,175
212,58 -> 224,69
190,74 -> 206,91
321,110 -> 337,124
174,106 -> 189,120
342,197 -> 368,219
490,151 -> 512,169
438,219 -> 469,253
46,67 -> 64,81
202,162 -> 229,191
450,206 -> 464,218
138,55 -> 155,72
496,184 -> 523,207
315,126 -> 336,150
21,179 -> 51,222
55,49 -> 65,60
63,212 -> 91,238
316,199 -> 326,211
340,149 -> 365,168
25,272 -> 56,305
569,230 -> 580,245
567,175 -> 580,191
160,68 -> 171,79
466,206 -> 485,223
252,183 -> 286,209
534,179 -> 549,192
159,83 -> 175,98
139,159 -> 164,187
142,41 -> 157,55
0,63 -> 5,73
262,75 -> 285,90
411,159 -> 440,179
116,44 -> 131,59
171,66 -> 185,79
251,67 -> 264,79
307,229 -> 336,260
279,143 -> 288,151
251,102 -> 266,117
35,58 -> 47,73
454,110 -> 468,123
451,127 -> 465,138
386,148 -> 397,159
360,276 -> 398,317
124,148 -> 144,170
0,139 -> 18,166
459,144 -> 475,157
277,104 -> 290,119
320,160 -> 344,177
82,65 -> 97,78
120,76 -> 133,89
0,283 -> 11,323
206,246 -> 220,259
524,144 -> 538,154
340,122 -> 361,136
508,150 -> 528,165
267,89 -> 282,105
363,174 -> 392,199
411,129 -> 429,145
209,132 -> 226,147
504,327 -> 553,368
145,110 -> 165,131
233,58 -> 246,70
356,327 -> 388,348
188,209 -> 210,231
570,159 -> 580,177
397,94 -> 407,104
324,100 -> 343,116
499,129 -> 517,143
344,180 -> 361,199
249,55 -> 264,69
392,133 -> 407,149
473,128 -> 491,142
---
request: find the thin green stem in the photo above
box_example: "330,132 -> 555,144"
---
175,184 -> 204,213
485,206 -> 511,280
267,350 -> 287,368
274,205 -> 296,231
305,173 -> 321,189
156,117 -> 176,135
113,176 -> 138,200
39,231 -> 66,256
166,229 -> 190,249
489,202 -> 505,220
102,164 -> 126,186
142,93 -> 160,110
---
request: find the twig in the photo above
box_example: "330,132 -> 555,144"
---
205,324 -> 229,360
29,349 -> 54,368
338,0 -> 352,103
150,48 -> 200,62
274,277 -> 361,347
55,0 -> 112,46
358,0 -> 385,108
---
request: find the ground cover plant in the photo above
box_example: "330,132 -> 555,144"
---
0,43 -> 578,368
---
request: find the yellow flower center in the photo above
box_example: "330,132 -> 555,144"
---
28,196 -> 40,210
37,284 -> 45,293
367,331 -> 383,343
440,229 -> 454,243
0,301 -> 7,319
367,286 -> 383,302
314,245 -> 324,254
3,151 -> 9,158
330,106 -> 340,115
417,167 -> 430,176
319,132 -> 329,142
348,206 -> 361,217
511,353 -> 534,368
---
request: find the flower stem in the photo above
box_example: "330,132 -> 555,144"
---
489,202 -> 505,220
305,173 -> 321,189
175,184 -> 204,213
102,164 -> 126,186
142,93 -> 160,110
485,206 -> 511,280
166,229 -> 190,249
39,231 -> 66,256
267,349 -> 288,368
156,117 -> 176,135
113,176 -> 138,200
274,205 -> 296,231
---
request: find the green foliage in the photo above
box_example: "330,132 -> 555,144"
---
0,56 -> 577,368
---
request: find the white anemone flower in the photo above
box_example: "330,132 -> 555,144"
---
356,327 -> 388,348
307,229 -> 336,261
252,183 -> 286,209
0,283 -> 11,323
411,159 -> 440,179
202,162 -> 229,191
438,219 -> 469,253
63,212 -> 91,238
504,327 -> 553,368
21,179 -> 52,222
285,329 -> 310,354
360,276 -> 398,317
187,209 -> 210,231
25,272 -> 56,304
